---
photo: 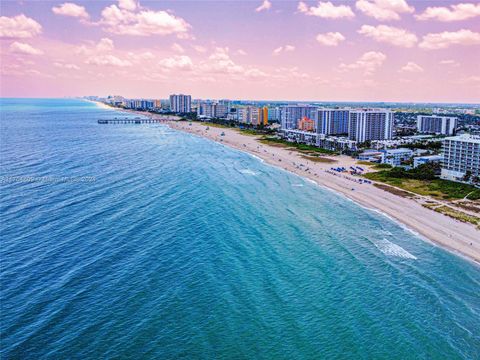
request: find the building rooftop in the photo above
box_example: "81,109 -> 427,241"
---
382,148 -> 413,154
444,134 -> 480,143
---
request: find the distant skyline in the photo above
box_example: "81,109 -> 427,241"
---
1,0 -> 480,102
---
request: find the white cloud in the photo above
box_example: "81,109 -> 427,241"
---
439,59 -> 460,67
9,41 -> 43,55
100,0 -> 191,37
297,1 -> 355,19
339,51 -> 387,75
52,3 -> 89,19
256,0 -> 272,12
201,47 -> 244,74
86,54 -> 132,67
118,0 -> 137,11
171,43 -> 185,53
0,14 -> 42,38
416,3 -> 480,22
355,0 -> 414,21
193,45 -> 207,53
419,29 -> 480,50
237,49 -> 247,56
54,62 -> 81,70
159,55 -> 193,70
358,24 -> 417,47
273,45 -> 295,55
316,32 -> 345,46
400,61 -> 423,73
96,38 -> 115,52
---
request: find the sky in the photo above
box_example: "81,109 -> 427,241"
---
0,0 -> 479,102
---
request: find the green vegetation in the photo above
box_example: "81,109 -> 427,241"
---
205,122 -> 230,128
372,183 -> 416,198
373,163 -> 393,170
423,205 -> 480,228
239,129 -> 262,136
301,155 -> 337,163
356,161 -> 392,170
402,141 -> 442,151
365,164 -> 480,200
259,137 -> 338,155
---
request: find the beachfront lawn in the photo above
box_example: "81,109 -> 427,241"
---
365,171 -> 480,200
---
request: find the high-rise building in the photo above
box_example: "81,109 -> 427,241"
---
260,107 -> 268,126
441,134 -> 480,182
268,107 -> 281,122
348,109 -> 394,142
280,106 -> 317,129
417,115 -> 457,135
169,94 -> 192,113
315,109 -> 349,135
153,99 -> 162,109
236,106 -> 261,125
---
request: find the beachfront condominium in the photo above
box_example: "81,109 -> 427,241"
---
348,109 -> 394,143
169,94 -> 192,113
441,134 -> 480,182
315,109 -> 349,135
417,115 -> 457,136
280,106 -> 317,130
260,107 -> 268,126
268,107 -> 281,122
197,101 -> 229,119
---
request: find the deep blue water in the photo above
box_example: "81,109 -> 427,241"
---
1,98 -> 479,359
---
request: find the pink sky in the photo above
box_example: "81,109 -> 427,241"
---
0,0 -> 479,102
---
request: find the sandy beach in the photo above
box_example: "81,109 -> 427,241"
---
165,120 -> 480,264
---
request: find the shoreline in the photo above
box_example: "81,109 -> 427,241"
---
93,102 -> 480,264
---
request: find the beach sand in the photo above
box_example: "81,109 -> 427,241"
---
166,120 -> 480,264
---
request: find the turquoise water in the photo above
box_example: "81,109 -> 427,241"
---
1,98 -> 479,359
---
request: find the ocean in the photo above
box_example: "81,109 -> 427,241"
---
1,98 -> 479,359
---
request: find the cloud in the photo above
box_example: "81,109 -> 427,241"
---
255,0 -> 272,12
419,29 -> 480,50
416,3 -> 480,22
339,51 -> 387,75
86,54 -> 132,67
54,62 -> 81,70
237,49 -> 247,55
400,61 -> 423,73
297,1 -> 355,19
52,3 -> 89,19
118,0 -> 137,11
193,45 -> 207,53
100,0 -> 191,37
358,24 -> 417,47
171,43 -> 185,53
355,0 -> 414,21
9,41 -> 43,55
316,32 -> 345,46
159,55 -> 193,70
273,45 -> 295,55
96,38 -> 114,52
201,47 -> 243,74
0,14 -> 42,38
439,59 -> 460,67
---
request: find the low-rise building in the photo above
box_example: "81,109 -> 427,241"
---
298,117 -> 314,131
281,129 -> 357,151
380,148 -> 413,167
413,155 -> 443,168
